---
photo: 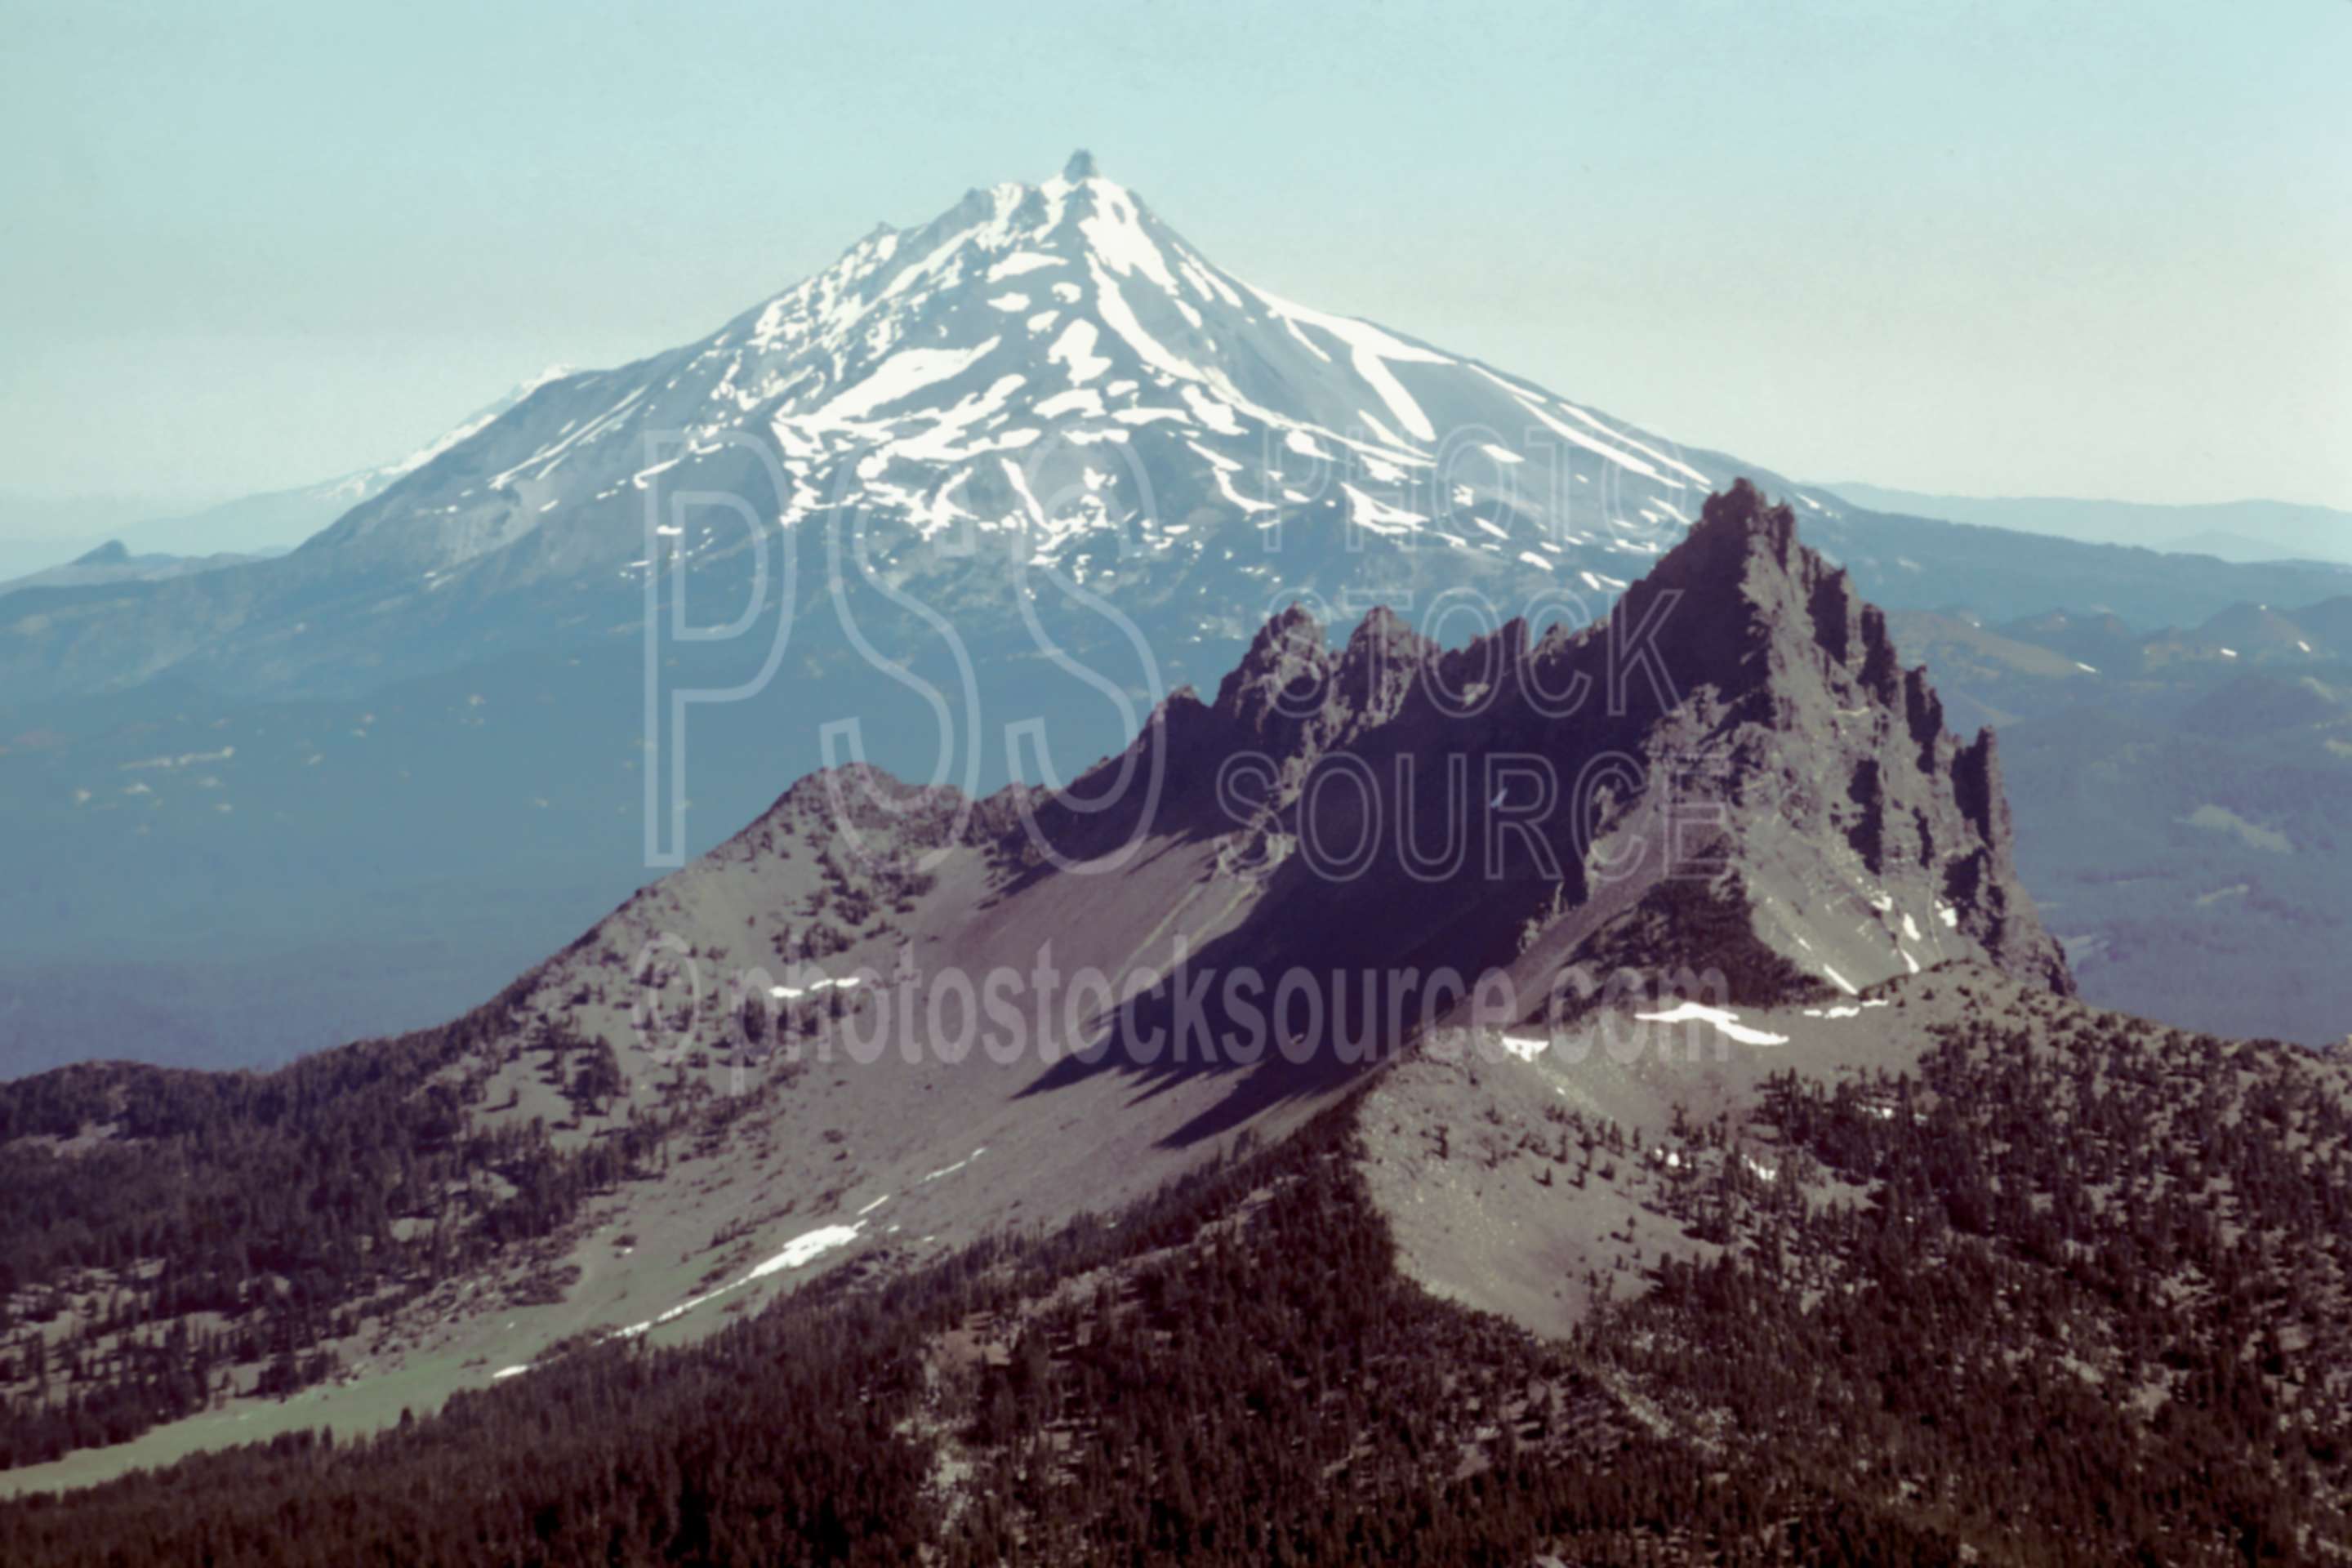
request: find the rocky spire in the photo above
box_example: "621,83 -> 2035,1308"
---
1050,480 -> 2071,1001
1615,478 -> 1908,716
1199,480 -> 2071,999
1609,480 -> 2072,994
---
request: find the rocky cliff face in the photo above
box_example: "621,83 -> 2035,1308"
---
0,479 -> 2072,1492
1580,479 -> 2075,997
534,483 -> 2069,1212
1045,478 -> 2074,1012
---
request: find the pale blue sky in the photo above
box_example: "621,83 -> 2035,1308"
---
2,0 -> 2346,528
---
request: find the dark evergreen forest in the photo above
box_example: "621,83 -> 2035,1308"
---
3,982 -> 2346,1563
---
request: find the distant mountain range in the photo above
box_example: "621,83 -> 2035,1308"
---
1824,481 -> 2352,566
0,539 -> 288,602
1879,589 -> 2352,1045
0,366 -> 573,582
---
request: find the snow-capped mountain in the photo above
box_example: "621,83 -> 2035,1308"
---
3,151 -> 2332,708
311,149 -> 1740,602
1,150 -> 1834,710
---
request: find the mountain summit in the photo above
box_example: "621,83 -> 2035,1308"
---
0,157 -> 1789,702
0,479 -> 2070,1495
1033,478 -> 2074,1035
2,157 -> 2337,718
306,152 -> 1725,586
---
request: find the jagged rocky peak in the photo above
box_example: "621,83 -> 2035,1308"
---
1205,603 -> 1434,795
1214,603 -> 1331,728
1621,479 -> 1904,711
664,479 -> 2068,1021
1333,604 -> 1434,717
1176,479 -> 2074,1002
1213,604 -> 1424,728
1601,481 -> 2074,997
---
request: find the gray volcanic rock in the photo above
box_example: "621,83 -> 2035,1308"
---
1026,479 -> 2073,1020
0,478 -> 2078,1491
1209,603 -> 1432,792
1560,482 -> 2072,1000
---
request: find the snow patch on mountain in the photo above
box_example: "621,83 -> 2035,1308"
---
264,154 -> 1851,646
